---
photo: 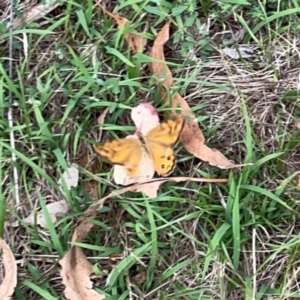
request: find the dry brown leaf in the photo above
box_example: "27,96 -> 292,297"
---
94,0 -> 147,53
59,205 -> 105,300
21,200 -> 69,228
11,165 -> 77,228
0,239 -> 17,300
150,22 -> 251,169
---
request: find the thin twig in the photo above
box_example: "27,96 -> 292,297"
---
8,0 -> 20,205
252,228 -> 257,300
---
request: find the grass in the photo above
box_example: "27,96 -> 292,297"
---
1,0 -> 300,299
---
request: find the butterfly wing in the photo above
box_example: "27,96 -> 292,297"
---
94,138 -> 143,177
143,117 -> 185,176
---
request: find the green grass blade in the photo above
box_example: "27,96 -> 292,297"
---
106,242 -> 152,287
38,192 -> 64,256
22,280 -> 57,300
240,185 -> 293,211
105,46 -> 135,67
202,223 -> 231,281
145,198 -> 157,290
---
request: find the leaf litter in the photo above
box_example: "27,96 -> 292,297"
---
59,215 -> 105,300
10,164 -> 78,228
0,239 -> 17,300
62,102 -> 228,296
58,163 -> 79,191
20,200 -> 69,229
149,21 -> 252,169
49,5 -> 247,299
59,174 -> 227,299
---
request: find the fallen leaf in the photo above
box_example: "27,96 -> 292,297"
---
94,0 -> 147,53
13,165 -> 77,228
0,239 -> 17,300
150,22 -> 252,169
222,46 -> 255,59
59,205 -> 106,300
21,200 -> 69,228
149,21 -> 174,88
59,164 -> 79,191
131,103 -> 160,135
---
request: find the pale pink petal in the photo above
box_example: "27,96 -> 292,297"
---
131,104 -> 160,135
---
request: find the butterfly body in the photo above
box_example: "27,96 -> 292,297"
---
94,118 -> 185,177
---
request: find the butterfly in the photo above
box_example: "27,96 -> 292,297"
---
94,117 -> 185,178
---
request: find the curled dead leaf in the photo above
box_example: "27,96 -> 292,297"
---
60,246 -> 104,300
0,239 -> 17,300
150,22 -> 251,169
59,202 -> 105,300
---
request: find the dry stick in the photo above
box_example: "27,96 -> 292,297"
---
8,0 -> 20,206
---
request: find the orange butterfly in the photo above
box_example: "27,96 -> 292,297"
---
94,118 -> 185,177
